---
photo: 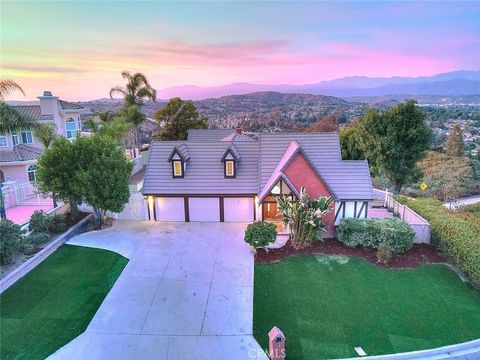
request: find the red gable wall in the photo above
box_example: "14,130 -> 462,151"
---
283,152 -> 335,236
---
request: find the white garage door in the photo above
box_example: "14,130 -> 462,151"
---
224,197 -> 254,222
189,197 -> 220,222
155,197 -> 185,221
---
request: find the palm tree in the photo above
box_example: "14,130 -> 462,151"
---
98,110 -> 116,123
0,79 -> 25,100
34,124 -> 57,148
0,103 -> 39,133
109,71 -> 156,106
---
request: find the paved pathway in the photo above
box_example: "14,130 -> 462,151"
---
48,221 -> 267,360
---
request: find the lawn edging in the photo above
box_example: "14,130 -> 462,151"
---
0,213 -> 93,294
340,338 -> 480,359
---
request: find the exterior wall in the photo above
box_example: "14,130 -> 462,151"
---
1,164 -> 30,183
283,153 -> 335,236
334,201 -> 368,225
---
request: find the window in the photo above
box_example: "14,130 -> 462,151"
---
225,160 -> 235,178
66,118 -> 77,139
28,165 -> 38,182
21,130 -> 33,144
11,131 -> 19,145
0,134 -> 7,147
173,160 -> 183,177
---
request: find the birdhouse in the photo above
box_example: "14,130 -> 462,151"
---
268,326 -> 286,360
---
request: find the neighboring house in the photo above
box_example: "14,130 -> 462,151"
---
0,91 -> 85,186
142,128 -> 373,237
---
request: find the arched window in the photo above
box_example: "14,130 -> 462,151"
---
28,165 -> 38,182
66,118 -> 77,139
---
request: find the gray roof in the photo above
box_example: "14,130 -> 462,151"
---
168,144 -> 190,161
143,140 -> 259,195
221,144 -> 240,162
12,105 -> 54,121
144,131 -> 373,200
0,144 -> 43,163
58,99 -> 84,110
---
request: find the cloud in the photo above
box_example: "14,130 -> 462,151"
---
2,65 -> 89,74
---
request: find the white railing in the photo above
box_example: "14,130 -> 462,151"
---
1,181 -> 51,209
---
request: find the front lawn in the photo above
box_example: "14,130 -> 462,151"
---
254,255 -> 480,359
0,245 -> 128,360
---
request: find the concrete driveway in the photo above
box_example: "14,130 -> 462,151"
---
48,221 -> 267,360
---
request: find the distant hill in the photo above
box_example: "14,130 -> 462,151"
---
155,70 -> 480,100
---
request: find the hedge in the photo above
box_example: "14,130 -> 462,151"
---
336,218 -> 414,253
244,222 -> 277,250
398,197 -> 480,286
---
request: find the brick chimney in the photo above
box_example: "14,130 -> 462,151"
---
235,126 -> 243,135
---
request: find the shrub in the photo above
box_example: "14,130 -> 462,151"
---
49,214 -> 67,234
397,197 -> 480,286
336,218 -> 414,253
244,222 -> 277,251
29,210 -> 52,234
376,244 -> 393,265
27,232 -> 52,246
0,219 -> 24,265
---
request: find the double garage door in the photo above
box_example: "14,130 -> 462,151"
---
153,196 -> 254,222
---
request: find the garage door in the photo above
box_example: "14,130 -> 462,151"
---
224,197 -> 254,222
155,197 -> 185,221
189,197 -> 220,222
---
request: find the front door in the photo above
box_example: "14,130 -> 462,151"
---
262,196 -> 282,221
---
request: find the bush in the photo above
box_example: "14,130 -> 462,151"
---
336,218 -> 414,253
29,210 -> 52,234
244,222 -> 277,251
376,244 -> 393,265
0,219 -> 25,265
397,197 -> 480,286
27,232 -> 52,246
49,214 -> 67,234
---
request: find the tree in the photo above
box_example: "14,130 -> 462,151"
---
0,79 -> 25,100
109,71 -> 156,107
36,135 -> 133,227
34,124 -> 57,148
154,97 -> 208,140
445,124 -> 464,157
0,103 -> 38,133
339,125 -> 364,160
306,114 -> 339,132
356,100 -> 431,193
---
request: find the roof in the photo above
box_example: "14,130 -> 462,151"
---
58,99 -> 84,110
12,105 -> 54,121
144,130 -> 373,200
221,144 -> 241,162
220,132 -> 256,142
143,140 -> 259,195
259,133 -> 372,200
168,144 -> 190,162
0,144 -> 43,163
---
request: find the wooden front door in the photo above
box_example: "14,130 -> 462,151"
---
262,196 -> 282,221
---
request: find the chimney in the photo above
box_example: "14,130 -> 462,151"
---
37,90 -> 59,115
235,126 -> 243,135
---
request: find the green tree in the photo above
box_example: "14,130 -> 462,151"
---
445,124 -> 464,157
0,103 -> 38,133
356,100 -> 431,193
34,124 -> 57,148
109,71 -> 156,107
154,97 -> 208,140
339,125 -> 364,160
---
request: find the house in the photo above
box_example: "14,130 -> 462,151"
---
142,128 -> 373,236
0,91 -> 85,186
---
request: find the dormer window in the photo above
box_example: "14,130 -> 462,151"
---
221,144 -> 240,179
168,144 -> 190,179
225,160 -> 236,178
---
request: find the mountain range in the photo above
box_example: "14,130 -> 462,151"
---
156,70 -> 480,100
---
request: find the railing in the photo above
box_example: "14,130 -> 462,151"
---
1,181 -> 51,209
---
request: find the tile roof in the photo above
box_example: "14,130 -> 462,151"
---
0,144 -> 43,163
144,130 -> 373,200
221,144 -> 241,162
12,105 -> 54,121
58,99 -> 84,110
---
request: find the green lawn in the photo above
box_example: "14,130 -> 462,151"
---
254,255 -> 480,359
0,245 -> 128,360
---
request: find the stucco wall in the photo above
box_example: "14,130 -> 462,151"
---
1,164 -> 30,183
283,153 -> 335,236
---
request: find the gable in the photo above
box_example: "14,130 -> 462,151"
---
283,152 -> 333,198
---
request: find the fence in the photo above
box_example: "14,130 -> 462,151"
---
384,192 -> 431,244
2,181 -> 51,209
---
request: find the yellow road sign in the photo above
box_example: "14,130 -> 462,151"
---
420,182 -> 428,191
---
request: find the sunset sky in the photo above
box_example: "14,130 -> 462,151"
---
1,1 -> 479,100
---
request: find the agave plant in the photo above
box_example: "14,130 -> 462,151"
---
276,187 -> 334,249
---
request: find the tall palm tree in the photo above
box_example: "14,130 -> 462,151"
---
0,103 -> 38,133
0,79 -> 25,100
109,71 -> 157,106
34,124 -> 57,148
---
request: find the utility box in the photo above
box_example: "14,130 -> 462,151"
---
268,326 -> 286,360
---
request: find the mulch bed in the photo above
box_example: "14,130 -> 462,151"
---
255,238 -> 447,268
65,211 -> 89,228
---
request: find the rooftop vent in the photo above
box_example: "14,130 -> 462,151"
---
235,126 -> 243,135
43,91 -> 53,96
